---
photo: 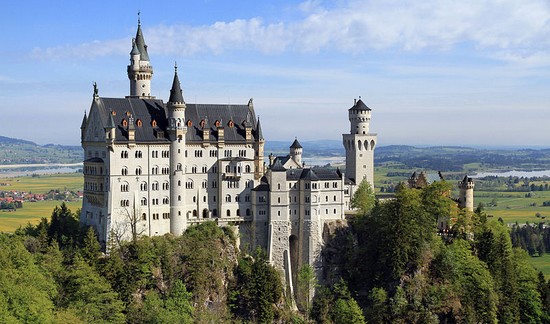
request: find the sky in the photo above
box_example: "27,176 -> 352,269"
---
1,0 -> 549,147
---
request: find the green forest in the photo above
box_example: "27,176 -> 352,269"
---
2,181 -> 550,323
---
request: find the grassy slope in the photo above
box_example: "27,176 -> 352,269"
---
527,254 -> 550,279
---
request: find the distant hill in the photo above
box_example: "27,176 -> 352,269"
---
0,135 -> 82,165
0,135 -> 36,146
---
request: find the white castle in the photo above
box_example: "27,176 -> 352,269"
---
80,20 -> 377,290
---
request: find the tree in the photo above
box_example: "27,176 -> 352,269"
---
297,264 -> 317,319
229,248 -> 283,323
350,180 -> 375,216
61,255 -> 125,323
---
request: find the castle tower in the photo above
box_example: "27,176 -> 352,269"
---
167,64 -> 187,235
289,138 -> 303,166
458,175 -> 475,212
127,16 -> 154,98
342,98 -> 377,187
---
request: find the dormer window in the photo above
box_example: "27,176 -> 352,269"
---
151,120 -> 157,127
126,111 -> 131,117
215,120 -> 220,127
187,120 -> 193,127
111,110 -> 116,116
200,119 -> 205,128
122,119 -> 128,127
228,120 -> 234,128
136,119 -> 143,127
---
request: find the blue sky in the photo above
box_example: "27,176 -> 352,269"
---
1,0 -> 549,147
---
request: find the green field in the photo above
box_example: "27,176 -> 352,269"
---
0,173 -> 83,193
527,254 -> 550,279
0,200 -> 82,232
0,173 -> 83,232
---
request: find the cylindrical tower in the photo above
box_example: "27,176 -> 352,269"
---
167,65 -> 187,235
343,98 -> 377,188
289,138 -> 303,166
458,176 -> 475,212
349,98 -> 371,135
127,20 -> 153,98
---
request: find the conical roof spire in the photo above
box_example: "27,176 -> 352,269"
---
80,111 -> 87,129
256,117 -> 264,140
134,15 -> 150,61
290,137 -> 302,149
168,63 -> 184,104
105,111 -> 115,129
130,38 -> 140,55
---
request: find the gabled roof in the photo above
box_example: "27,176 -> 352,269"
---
90,97 -> 262,144
96,97 -> 168,142
271,159 -> 286,172
348,99 -> 371,111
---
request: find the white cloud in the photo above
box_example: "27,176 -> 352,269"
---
31,0 -> 550,65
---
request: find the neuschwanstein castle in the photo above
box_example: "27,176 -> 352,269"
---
80,20 -> 376,286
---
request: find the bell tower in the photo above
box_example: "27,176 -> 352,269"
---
127,14 -> 154,98
343,98 -> 377,187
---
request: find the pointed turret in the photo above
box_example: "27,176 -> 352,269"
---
80,111 -> 87,129
134,19 -> 150,61
256,117 -> 264,141
127,14 -> 153,98
80,111 -> 87,142
105,111 -> 116,144
290,137 -> 303,165
168,64 -> 184,104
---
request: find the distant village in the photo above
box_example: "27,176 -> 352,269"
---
0,182 -> 82,210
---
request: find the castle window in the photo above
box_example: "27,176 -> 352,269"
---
202,180 -> 208,189
202,166 -> 207,173
246,209 -> 251,216
186,180 -> 194,189
121,151 -> 128,159
152,182 -> 159,191
334,208 -> 337,214
135,150 -> 142,158
227,209 -> 231,216
212,209 -> 218,217
245,165 -> 251,173
163,181 -> 170,190
225,195 -> 231,202
334,195 -> 337,201
200,119 -> 205,128
187,120 -> 193,127
245,195 -> 250,202
142,213 -> 147,220
237,209 -> 240,216
111,110 -> 116,116
152,166 -> 159,174
141,197 -> 147,206
228,120 -> 234,127
140,182 -> 147,191
278,197 -> 281,203
120,183 -> 129,192
121,167 -> 128,175
191,166 -> 197,173
212,181 -> 217,188
136,119 -> 142,127
333,182 -> 338,188
122,119 -> 128,127
151,120 -> 157,127
215,120 -> 220,127
193,210 -> 197,217
120,200 -> 130,207
326,196 -> 329,202
135,167 -> 142,175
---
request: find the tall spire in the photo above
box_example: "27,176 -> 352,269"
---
134,12 -> 150,61
168,63 -> 184,104
256,117 -> 264,141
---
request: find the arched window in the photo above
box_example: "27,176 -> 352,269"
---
225,194 -> 231,202
246,209 -> 251,216
121,167 -> 128,175
140,182 -> 147,191
227,209 -> 231,217
192,210 -> 197,217
141,197 -> 147,206
245,165 -> 251,173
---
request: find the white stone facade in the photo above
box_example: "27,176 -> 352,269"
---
80,21 -> 377,293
